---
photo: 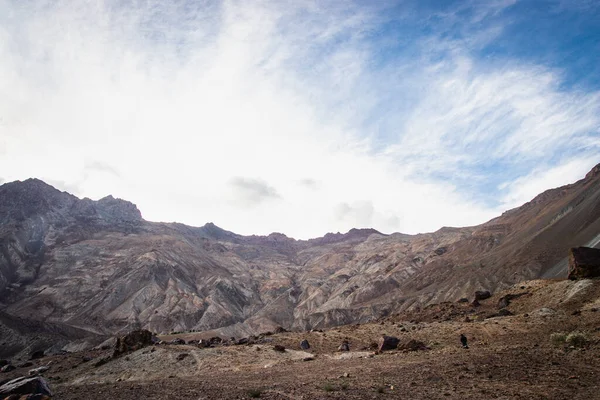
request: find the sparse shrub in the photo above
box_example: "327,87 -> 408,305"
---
322,383 -> 335,392
247,389 -> 262,398
551,331 -> 588,348
340,382 -> 349,390
565,331 -> 588,348
550,332 -> 567,346
376,386 -> 385,393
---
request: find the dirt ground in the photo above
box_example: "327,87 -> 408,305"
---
4,279 -> 600,399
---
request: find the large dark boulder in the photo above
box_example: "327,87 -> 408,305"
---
474,290 -> 491,301
113,329 -> 153,357
568,247 -> 600,280
378,336 -> 400,352
0,376 -> 52,397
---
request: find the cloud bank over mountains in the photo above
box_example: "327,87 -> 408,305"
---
0,0 -> 598,238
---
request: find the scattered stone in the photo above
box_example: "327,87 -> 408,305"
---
17,362 -> 33,368
273,345 -> 286,353
458,298 -> 469,303
302,357 -> 314,362
0,376 -> 53,398
474,290 -> 491,301
300,339 -> 310,350
571,310 -> 582,316
208,337 -> 223,345
497,309 -> 513,317
471,299 -> 480,307
568,247 -> 600,280
81,356 -> 92,363
337,340 -> 350,352
274,327 -> 288,334
176,353 -> 190,361
1,365 -> 16,373
28,366 -> 50,376
169,338 -> 186,345
378,336 -> 400,352
236,338 -> 249,345
113,330 -> 154,357
29,351 -> 44,361
434,247 -> 447,256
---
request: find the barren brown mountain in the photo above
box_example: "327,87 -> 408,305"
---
1,163 -> 599,358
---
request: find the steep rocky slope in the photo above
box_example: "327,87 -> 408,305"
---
0,164 -> 599,354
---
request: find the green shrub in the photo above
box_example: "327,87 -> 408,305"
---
550,332 -> 567,346
565,331 -> 588,348
551,331 -> 588,348
322,383 -> 335,392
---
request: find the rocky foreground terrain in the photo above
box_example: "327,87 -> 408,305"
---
1,164 -> 600,359
1,277 -> 600,399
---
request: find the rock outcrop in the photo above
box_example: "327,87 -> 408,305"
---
568,247 -> 600,280
113,330 -> 153,357
0,376 -> 52,398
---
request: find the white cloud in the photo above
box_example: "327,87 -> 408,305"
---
0,0 -> 598,239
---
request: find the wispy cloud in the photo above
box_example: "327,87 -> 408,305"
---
0,0 -> 598,238
229,177 -> 280,206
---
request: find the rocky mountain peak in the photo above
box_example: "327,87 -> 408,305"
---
95,195 -> 142,223
585,163 -> 600,180
0,178 -> 76,218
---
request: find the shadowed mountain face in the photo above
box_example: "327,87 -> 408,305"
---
1,166 -> 600,344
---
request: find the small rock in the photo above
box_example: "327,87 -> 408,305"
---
29,366 -> 50,376
273,345 -> 286,352
337,340 -> 350,352
1,365 -> 16,373
176,353 -> 189,361
300,339 -> 310,350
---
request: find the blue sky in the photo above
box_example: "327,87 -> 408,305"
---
0,0 -> 599,238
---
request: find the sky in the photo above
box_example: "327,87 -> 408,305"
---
0,0 -> 599,239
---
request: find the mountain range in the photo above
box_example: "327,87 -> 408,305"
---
1,164 -> 599,355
